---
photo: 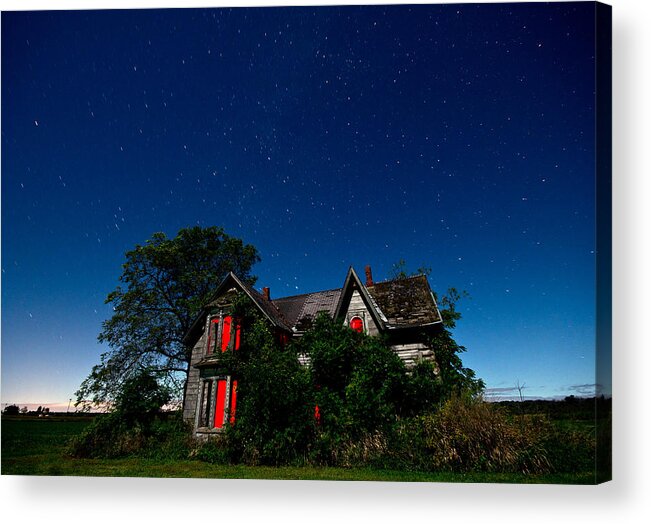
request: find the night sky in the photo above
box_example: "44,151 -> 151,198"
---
2,2 -> 602,408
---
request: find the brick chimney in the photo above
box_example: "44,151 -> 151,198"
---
364,265 -> 374,287
262,287 -> 270,300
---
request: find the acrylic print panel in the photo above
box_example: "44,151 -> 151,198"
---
0,2 -> 611,484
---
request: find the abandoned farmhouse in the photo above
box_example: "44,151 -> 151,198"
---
181,266 -> 443,436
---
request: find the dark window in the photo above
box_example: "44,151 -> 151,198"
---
199,380 -> 213,427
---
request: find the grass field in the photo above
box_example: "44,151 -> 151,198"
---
1,416 -> 597,483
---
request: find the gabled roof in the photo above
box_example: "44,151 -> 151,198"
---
333,267 -> 387,330
183,267 -> 443,346
273,288 -> 341,329
182,272 -> 292,345
227,275 -> 293,331
366,274 -> 443,328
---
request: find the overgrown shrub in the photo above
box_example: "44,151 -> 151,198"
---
303,314 -> 410,438
218,316 -> 316,466
197,312 -> 489,469
141,413 -> 193,460
68,412 -> 140,458
190,435 -> 232,465
69,411 -> 192,460
68,369 -> 184,458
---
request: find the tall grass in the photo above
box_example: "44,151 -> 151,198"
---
65,395 -> 595,478
68,412 -> 192,459
184,395 -> 595,476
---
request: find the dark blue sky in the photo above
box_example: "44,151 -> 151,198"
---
2,3 -> 601,406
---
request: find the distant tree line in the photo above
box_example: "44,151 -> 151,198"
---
2,405 -> 50,416
496,396 -> 612,421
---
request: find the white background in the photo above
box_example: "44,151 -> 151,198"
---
1,0 -> 649,522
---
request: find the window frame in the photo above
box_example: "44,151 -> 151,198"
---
349,315 -> 365,333
205,311 -> 241,355
196,375 -> 237,431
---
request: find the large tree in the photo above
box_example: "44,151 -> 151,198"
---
76,226 -> 260,409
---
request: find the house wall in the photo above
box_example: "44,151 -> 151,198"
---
183,289 -> 239,427
297,342 -> 433,369
390,342 -> 435,368
344,290 -> 380,336
182,322 -> 208,423
343,290 -> 436,367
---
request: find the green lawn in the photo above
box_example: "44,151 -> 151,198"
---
1,417 -> 596,483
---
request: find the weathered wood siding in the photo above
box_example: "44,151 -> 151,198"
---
344,290 -> 380,336
182,326 -> 207,423
298,343 -> 433,369
390,342 -> 435,368
183,290 -> 240,425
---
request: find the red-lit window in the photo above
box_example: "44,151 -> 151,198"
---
206,315 -> 241,354
221,316 -> 232,351
233,320 -> 241,350
277,330 -> 291,346
215,379 -> 239,428
199,377 -> 238,429
350,316 -> 364,333
213,379 -> 227,429
229,380 -> 238,425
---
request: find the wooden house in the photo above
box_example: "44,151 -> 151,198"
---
181,265 -> 443,437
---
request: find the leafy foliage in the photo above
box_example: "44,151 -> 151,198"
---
2,404 -> 20,415
386,262 -> 483,400
433,287 -> 468,330
210,310 -> 443,466
429,330 -> 485,399
69,369 -> 182,458
76,226 -> 260,408
389,259 -> 432,280
430,288 -> 485,399
193,288 -> 490,467
111,368 -> 172,426
303,313 -> 409,437
402,360 -> 441,415
225,317 -> 315,466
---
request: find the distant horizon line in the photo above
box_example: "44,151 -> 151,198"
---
2,393 -> 612,412
1,401 -> 82,412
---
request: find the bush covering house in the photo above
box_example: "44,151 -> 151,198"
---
181,265 -> 443,437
